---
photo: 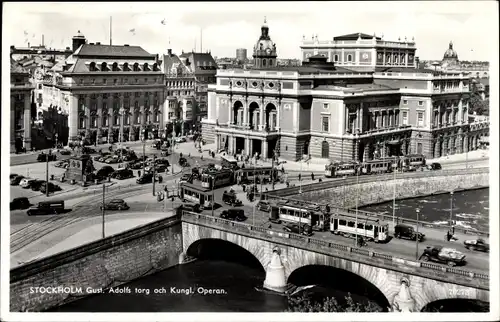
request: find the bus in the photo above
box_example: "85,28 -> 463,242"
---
201,168 -> 234,189
324,162 -> 358,178
329,212 -> 389,243
235,166 -> 279,184
220,155 -> 239,170
270,201 -> 330,231
179,182 -> 214,208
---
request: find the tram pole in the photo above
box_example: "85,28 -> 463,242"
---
392,156 -> 397,230
354,168 -> 359,246
152,154 -> 156,196
416,209 -> 420,260
253,158 -> 256,226
211,175 -> 215,217
449,191 -> 454,233
102,183 -> 106,239
45,153 -> 50,197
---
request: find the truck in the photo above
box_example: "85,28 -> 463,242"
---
419,246 -> 467,267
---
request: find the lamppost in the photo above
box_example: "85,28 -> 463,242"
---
449,191 -> 454,233
152,154 -> 156,196
211,175 -> 215,217
102,183 -> 106,238
299,146 -> 303,194
141,129 -> 146,176
354,165 -> 359,246
392,155 -> 398,229
342,175 -> 347,208
55,133 -> 59,149
415,208 -> 420,260
119,107 -> 125,162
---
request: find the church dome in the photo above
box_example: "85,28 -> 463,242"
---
443,41 -> 458,59
253,18 -> 276,55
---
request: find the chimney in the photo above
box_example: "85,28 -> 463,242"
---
28,42 -> 30,48
124,44 -> 129,46
96,42 -> 101,45
167,48 -> 172,56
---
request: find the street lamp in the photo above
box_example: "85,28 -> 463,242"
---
392,156 -> 398,229
55,133 -> 59,149
102,183 -> 106,238
354,166 -> 359,246
449,191 -> 454,233
415,208 -> 420,260
141,129 -> 146,176
299,146 -> 303,194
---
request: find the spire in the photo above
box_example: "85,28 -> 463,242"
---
264,16 -> 267,24
449,41 -> 453,49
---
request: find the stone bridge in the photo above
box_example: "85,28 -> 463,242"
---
182,212 -> 489,312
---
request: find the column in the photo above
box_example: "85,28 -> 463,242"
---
119,95 -> 124,143
363,143 -> 369,161
259,104 -> 264,130
97,94 -> 103,143
85,95 -> 91,139
354,139 -> 359,161
262,140 -> 268,160
243,100 -> 249,126
69,94 -> 79,143
216,134 -> 221,151
358,103 -> 363,132
249,139 -> 253,156
140,94 -> 146,139
344,106 -> 349,132
228,135 -> 234,154
11,97 -> 16,152
23,93 -> 32,150
277,102 -> 281,130
107,97 -> 113,143
244,138 -> 250,156
228,99 -> 232,124
158,93 -> 165,137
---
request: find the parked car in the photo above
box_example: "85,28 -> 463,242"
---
105,156 -> 120,164
394,224 -> 425,241
59,149 -> 71,155
283,223 -> 313,236
111,168 -> 134,180
20,178 -> 34,188
10,175 -> 25,186
37,153 -> 57,162
96,166 -> 115,179
136,173 -> 158,184
174,137 -> 187,143
220,209 -> 246,221
10,173 -> 19,179
257,200 -> 272,212
222,190 -> 242,206
100,199 -> 130,210
464,238 -> 489,252
419,246 -> 467,267
30,180 -> 46,191
54,160 -> 70,168
155,158 -> 170,167
10,197 -> 30,210
129,161 -> 145,170
179,157 -> 188,167
428,162 -> 442,171
180,203 -> 201,213
40,182 -> 62,194
27,200 -> 65,216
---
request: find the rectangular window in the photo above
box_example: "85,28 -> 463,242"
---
418,101 -> 423,106
103,79 -> 107,85
323,103 -> 329,109
92,79 -> 95,84
347,221 -> 355,228
403,100 -> 408,105
417,112 -> 424,127
402,111 -> 408,125
322,116 -> 329,132
103,116 -> 108,127
113,79 -> 117,85
114,115 -> 119,125
417,142 -> 423,154
80,79 -> 84,85
144,78 -> 148,84
91,117 -> 97,128
79,117 -> 85,129
155,113 -> 159,122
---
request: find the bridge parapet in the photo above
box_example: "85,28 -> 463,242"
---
182,211 -> 489,290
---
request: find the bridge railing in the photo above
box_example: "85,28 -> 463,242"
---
263,167 -> 489,198
182,212 -> 489,287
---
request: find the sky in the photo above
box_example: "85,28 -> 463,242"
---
3,1 -> 499,61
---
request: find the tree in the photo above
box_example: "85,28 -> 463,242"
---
286,293 -> 384,313
469,94 -> 489,116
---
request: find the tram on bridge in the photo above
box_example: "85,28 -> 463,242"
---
269,201 -> 330,231
201,168 -> 234,189
179,182 -> 214,208
235,167 -> 279,184
330,212 -> 389,243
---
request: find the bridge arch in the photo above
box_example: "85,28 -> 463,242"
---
185,238 -> 265,274
421,298 -> 489,312
287,264 -> 390,311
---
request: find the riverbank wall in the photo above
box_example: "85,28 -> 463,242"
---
10,215 -> 183,312
293,169 -> 489,209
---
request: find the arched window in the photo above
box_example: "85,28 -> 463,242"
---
123,63 -> 129,71
101,62 -> 108,71
89,62 -> 97,71
133,63 -> 140,71
262,59 -> 267,67
334,54 -> 339,62
143,63 -> 149,71
347,54 -> 353,62
112,62 -> 119,71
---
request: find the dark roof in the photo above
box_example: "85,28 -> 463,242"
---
190,53 -> 217,74
334,33 -> 380,41
247,65 -> 362,75
162,53 -> 183,74
375,67 -> 436,74
74,44 -> 155,58
11,58 -> 29,74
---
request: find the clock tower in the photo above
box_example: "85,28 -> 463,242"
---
253,17 -> 277,69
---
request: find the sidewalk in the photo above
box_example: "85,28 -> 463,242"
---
11,211 -> 172,267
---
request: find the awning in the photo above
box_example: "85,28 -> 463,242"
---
386,140 -> 402,145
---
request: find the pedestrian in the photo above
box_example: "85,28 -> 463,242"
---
212,151 -> 215,158
281,166 -> 285,174
201,155 -> 204,160
311,172 -> 315,181
242,184 -> 246,192
138,170 -> 141,177
298,173 -> 301,181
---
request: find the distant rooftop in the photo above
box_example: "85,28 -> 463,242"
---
333,32 -> 381,41
74,44 -> 155,58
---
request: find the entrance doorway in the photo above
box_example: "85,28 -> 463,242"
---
358,141 -> 365,162
303,140 -> 310,156
321,141 -> 329,158
252,139 -> 262,157
235,137 -> 245,154
268,139 -> 278,158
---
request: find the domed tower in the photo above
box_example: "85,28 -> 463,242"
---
253,17 -> 277,69
442,41 -> 459,67
72,30 -> 87,53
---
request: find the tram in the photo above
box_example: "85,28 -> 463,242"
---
330,212 -> 389,243
324,161 -> 359,178
220,155 -> 239,170
200,168 -> 234,189
235,167 -> 279,184
179,182 -> 214,208
270,201 -> 330,231
402,154 -> 426,171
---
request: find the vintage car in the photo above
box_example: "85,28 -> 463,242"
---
394,224 -> 425,241
419,246 -> 466,267
10,197 -> 30,210
100,199 -> 130,211
283,223 -> 313,236
464,238 -> 489,252
220,209 -> 246,222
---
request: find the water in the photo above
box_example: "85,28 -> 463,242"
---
51,189 -> 490,313
361,188 -> 489,232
